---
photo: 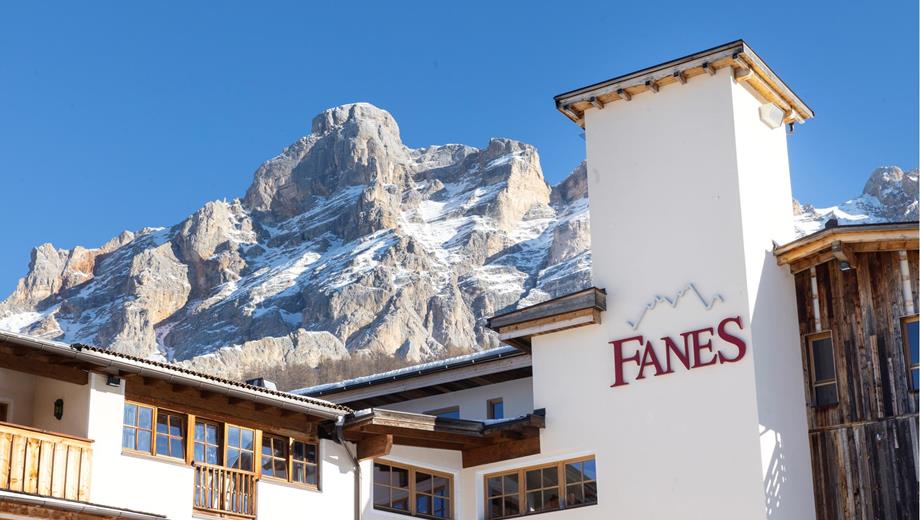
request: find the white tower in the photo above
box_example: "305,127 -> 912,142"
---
533,41 -> 816,519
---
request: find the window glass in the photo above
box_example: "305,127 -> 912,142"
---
374,462 -> 451,518
262,435 -> 288,479
486,457 -> 596,518
155,412 -> 184,459
809,335 -> 838,407
425,407 -> 460,419
122,403 -> 153,453
488,399 -> 504,420
226,425 -> 255,471
905,319 -> 919,390
194,421 -> 221,465
487,473 -> 519,519
291,440 -> 318,485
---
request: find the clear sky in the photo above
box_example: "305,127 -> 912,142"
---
0,1 -> 917,295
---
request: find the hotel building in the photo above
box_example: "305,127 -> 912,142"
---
0,40 -> 916,520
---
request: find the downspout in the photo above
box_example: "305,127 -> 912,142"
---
335,415 -> 361,520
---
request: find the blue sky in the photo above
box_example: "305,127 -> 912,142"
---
0,1 -> 916,295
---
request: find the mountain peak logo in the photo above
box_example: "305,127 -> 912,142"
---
626,283 -> 724,330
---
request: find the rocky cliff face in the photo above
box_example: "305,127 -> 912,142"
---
794,166 -> 918,236
0,103 -> 591,380
0,103 -> 913,384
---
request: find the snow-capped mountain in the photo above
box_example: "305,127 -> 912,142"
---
794,166 -> 918,236
0,103 -> 591,381
0,103 -> 913,384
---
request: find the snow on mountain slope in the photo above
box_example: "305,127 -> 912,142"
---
0,103 -> 591,380
794,166 -> 918,236
0,102 -> 912,383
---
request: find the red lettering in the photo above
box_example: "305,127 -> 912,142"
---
682,327 -> 717,368
637,340 -> 664,379
662,336 -> 691,374
610,336 -> 644,387
717,316 -> 747,363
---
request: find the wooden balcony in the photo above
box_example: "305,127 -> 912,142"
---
193,462 -> 257,518
0,421 -> 93,501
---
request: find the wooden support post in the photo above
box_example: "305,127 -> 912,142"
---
357,434 -> 393,461
899,250 -> 915,315
810,266 -> 822,332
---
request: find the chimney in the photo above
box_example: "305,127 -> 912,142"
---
245,377 -> 278,391
552,40 -> 816,519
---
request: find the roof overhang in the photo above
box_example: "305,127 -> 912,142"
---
774,221 -> 919,273
487,287 -> 606,351
297,348 -> 532,409
0,489 -> 165,520
0,330 -> 350,419
340,409 -> 545,468
554,39 -> 814,128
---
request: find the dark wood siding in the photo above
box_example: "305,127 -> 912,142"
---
795,250 -> 919,520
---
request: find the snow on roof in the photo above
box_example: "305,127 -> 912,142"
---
292,345 -> 523,397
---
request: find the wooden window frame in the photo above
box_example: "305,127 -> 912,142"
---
425,406 -> 460,419
153,409 -> 186,461
806,331 -> 839,408
192,418 -> 223,466
224,423 -> 257,473
373,459 -> 454,519
902,314 -> 920,392
487,398 -> 504,420
261,434 -> 290,481
121,401 -> 155,456
289,438 -> 320,489
120,401 -> 321,490
484,455 -> 598,519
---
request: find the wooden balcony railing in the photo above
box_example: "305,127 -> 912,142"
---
194,462 -> 257,518
0,421 -> 93,501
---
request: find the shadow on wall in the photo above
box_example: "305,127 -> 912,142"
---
750,249 -> 814,520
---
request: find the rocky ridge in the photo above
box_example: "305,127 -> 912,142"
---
0,103 -> 591,381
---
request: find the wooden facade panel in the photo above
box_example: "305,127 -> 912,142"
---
810,417 -> 919,520
796,250 -> 919,520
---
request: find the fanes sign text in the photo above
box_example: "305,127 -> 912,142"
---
609,315 -> 747,387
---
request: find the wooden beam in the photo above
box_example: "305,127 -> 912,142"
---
462,436 -> 540,468
703,61 -> 716,75
673,70 -> 687,84
356,434 -> 393,461
616,88 -> 631,101
0,350 -> 88,386
645,80 -> 659,93
734,66 -> 754,82
589,96 -> 604,109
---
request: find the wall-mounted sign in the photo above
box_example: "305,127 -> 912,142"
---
609,316 -> 747,387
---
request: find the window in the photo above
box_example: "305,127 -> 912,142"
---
155,411 -> 185,459
485,456 -> 597,519
226,425 -> 255,472
292,440 -> 319,486
525,465 -> 560,513
374,461 -> 452,518
194,420 -> 221,465
903,315 -> 919,391
487,398 -> 504,420
487,472 -> 520,519
0,402 -> 8,422
425,406 -> 460,419
262,435 -> 288,479
808,333 -> 838,407
122,402 -> 153,453
563,458 -> 597,508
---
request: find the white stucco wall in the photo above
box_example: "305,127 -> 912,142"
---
503,67 -> 816,520
360,445 -> 463,520
0,367 -> 36,425
31,375 -> 90,437
382,378 -> 534,420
